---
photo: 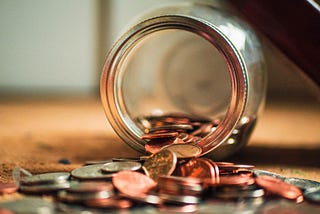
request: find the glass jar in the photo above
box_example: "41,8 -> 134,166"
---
100,2 -> 266,160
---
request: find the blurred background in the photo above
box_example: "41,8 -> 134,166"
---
0,0 -> 319,101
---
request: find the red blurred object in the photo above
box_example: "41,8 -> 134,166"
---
230,0 -> 320,85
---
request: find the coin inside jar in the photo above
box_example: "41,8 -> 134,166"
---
101,161 -> 142,173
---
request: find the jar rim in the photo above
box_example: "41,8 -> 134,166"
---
100,14 -> 248,155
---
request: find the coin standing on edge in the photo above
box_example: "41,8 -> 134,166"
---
162,144 -> 202,158
143,149 -> 177,180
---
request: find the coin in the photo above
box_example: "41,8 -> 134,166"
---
141,132 -> 179,140
58,190 -> 114,203
162,144 -> 202,158
71,164 -> 115,180
85,198 -> 132,209
159,193 -> 200,204
20,182 -> 71,193
85,159 -> 113,165
119,192 -> 162,205
112,171 -> 157,197
146,124 -> 193,133
101,161 -> 142,173
304,187 -> 320,203
179,158 -> 217,181
145,138 -> 176,154
0,183 -> 18,194
142,149 -> 177,180
253,169 -> 285,180
255,175 -> 303,202
284,177 -> 320,191
0,197 -> 55,214
20,172 -> 70,185
158,176 -> 203,196
157,204 -> 197,213
216,174 -> 255,186
66,181 -> 114,194
215,186 -> 265,199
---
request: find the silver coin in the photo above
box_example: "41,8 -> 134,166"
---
284,177 -> 320,191
215,187 -> 265,199
71,164 -> 115,180
58,190 -> 114,203
119,192 -> 162,205
101,161 -> 142,173
19,182 -> 71,193
20,172 -> 70,185
0,197 -> 55,213
304,187 -> 320,203
253,169 -> 285,180
159,193 -> 200,204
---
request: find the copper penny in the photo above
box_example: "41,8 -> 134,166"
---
217,174 -> 255,186
0,183 -> 18,194
158,175 -> 202,196
85,198 -> 132,209
112,171 -> 157,197
142,149 -> 177,180
255,175 -> 303,201
145,138 -> 176,154
179,158 -> 216,180
67,181 -> 114,193
141,132 -> 178,140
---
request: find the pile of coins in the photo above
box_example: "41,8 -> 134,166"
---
1,148 -> 320,213
1,113 -> 319,212
136,113 -> 255,155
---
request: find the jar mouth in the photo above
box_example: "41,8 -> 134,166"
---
101,15 -> 248,156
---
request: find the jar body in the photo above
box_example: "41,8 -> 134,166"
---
100,2 -> 266,159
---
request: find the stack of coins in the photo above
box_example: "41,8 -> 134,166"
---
58,181 -> 115,204
19,172 -> 70,193
136,113 -> 255,154
1,153 -> 319,212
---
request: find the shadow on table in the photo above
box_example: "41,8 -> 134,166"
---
228,146 -> 320,167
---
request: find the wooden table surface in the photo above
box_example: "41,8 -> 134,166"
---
0,96 -> 319,183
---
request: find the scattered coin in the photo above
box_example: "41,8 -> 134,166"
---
112,171 -> 157,197
20,172 -> 70,185
0,197 -> 55,214
143,149 -> 177,180
85,198 -> 132,209
20,182 -> 71,193
255,175 -> 303,202
0,183 -> 18,194
71,164 -> 115,180
162,144 -> 202,158
179,158 -> 218,181
253,169 -> 285,180
284,177 -> 320,191
303,187 -> 320,204
101,161 -> 142,173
